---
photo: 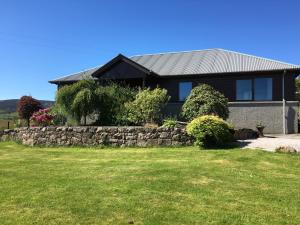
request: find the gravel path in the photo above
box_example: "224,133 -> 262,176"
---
238,135 -> 300,152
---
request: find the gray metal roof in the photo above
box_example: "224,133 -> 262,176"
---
49,66 -> 100,84
131,49 -> 300,75
49,48 -> 300,84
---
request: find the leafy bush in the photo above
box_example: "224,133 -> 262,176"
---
161,117 -> 179,129
182,84 -> 229,121
186,115 -> 234,148
17,96 -> 43,127
30,108 -> 54,126
50,105 -> 67,126
94,83 -> 136,125
125,88 -> 170,125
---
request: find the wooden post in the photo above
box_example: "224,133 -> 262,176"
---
7,121 -> 10,129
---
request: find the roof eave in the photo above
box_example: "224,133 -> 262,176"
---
157,68 -> 300,78
48,80 -> 78,85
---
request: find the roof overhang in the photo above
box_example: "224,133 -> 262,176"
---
157,68 -> 300,79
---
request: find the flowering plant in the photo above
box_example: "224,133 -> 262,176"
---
30,108 -> 54,127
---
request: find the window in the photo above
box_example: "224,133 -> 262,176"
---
179,82 -> 192,101
236,80 -> 252,100
236,78 -> 273,101
254,78 -> 272,100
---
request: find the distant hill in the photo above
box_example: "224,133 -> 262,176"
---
0,99 -> 54,113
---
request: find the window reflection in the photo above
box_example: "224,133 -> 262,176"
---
179,82 -> 192,101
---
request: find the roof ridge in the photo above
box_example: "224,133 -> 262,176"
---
218,48 -> 300,67
129,48 -> 218,58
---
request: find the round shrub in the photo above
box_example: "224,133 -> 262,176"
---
125,88 -> 170,125
30,108 -> 54,127
161,117 -> 178,129
186,115 -> 233,148
181,84 -> 229,121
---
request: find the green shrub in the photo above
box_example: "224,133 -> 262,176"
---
125,88 -> 170,125
182,84 -> 229,121
50,105 -> 67,126
161,117 -> 178,128
94,83 -> 136,125
186,115 -> 233,148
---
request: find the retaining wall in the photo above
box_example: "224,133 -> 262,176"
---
0,126 -> 193,147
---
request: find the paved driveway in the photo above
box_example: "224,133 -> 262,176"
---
238,134 -> 300,152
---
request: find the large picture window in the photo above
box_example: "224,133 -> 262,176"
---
236,80 -> 252,100
236,78 -> 273,101
254,78 -> 272,100
179,82 -> 192,101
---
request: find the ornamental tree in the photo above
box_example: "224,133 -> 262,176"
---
181,84 -> 229,121
55,79 -> 98,125
55,79 -> 136,125
71,88 -> 96,125
17,96 -> 43,127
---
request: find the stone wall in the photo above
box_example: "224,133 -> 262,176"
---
0,126 -> 193,147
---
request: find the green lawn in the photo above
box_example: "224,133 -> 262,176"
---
0,142 -> 299,225
0,111 -> 18,130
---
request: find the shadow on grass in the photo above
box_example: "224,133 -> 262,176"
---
197,142 -> 241,151
0,140 -> 243,151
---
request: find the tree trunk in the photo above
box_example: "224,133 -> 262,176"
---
84,116 -> 87,126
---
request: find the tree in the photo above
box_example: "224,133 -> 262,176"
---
181,84 -> 229,121
125,88 -> 170,125
55,79 -> 136,125
56,79 -> 98,125
72,88 -> 96,125
17,96 -> 43,127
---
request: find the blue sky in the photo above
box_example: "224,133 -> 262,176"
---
0,0 -> 300,100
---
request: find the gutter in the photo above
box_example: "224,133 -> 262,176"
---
282,70 -> 287,134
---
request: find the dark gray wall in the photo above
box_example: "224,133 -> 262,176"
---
163,101 -> 299,134
146,72 -> 297,102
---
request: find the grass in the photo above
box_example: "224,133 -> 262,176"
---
0,111 -> 18,130
0,142 -> 299,225
0,119 -> 14,130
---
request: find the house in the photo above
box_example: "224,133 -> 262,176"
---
49,49 -> 300,134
